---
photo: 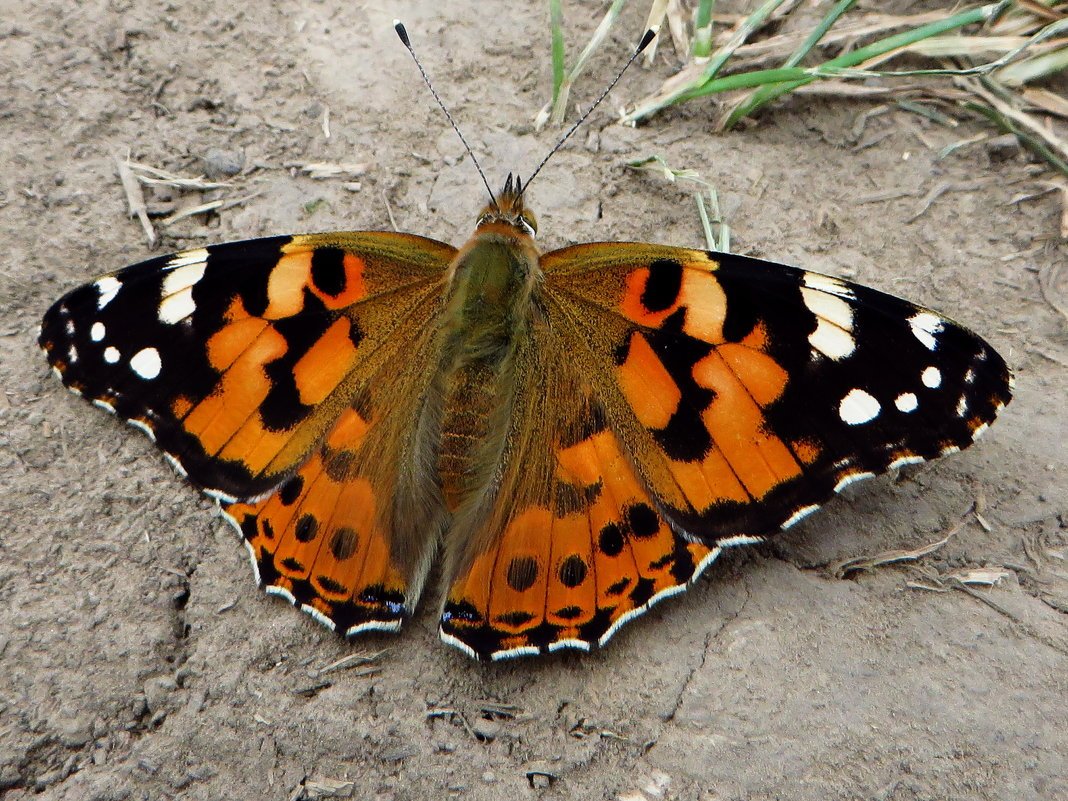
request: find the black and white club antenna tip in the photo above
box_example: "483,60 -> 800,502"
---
394,20 -> 410,48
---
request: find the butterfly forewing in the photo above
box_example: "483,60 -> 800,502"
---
541,244 -> 1013,540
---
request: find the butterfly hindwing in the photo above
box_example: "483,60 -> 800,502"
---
542,244 -> 1013,540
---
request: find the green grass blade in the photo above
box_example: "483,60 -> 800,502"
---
708,2 -> 1004,128
721,0 -> 857,129
551,0 -> 568,108
692,0 -> 716,58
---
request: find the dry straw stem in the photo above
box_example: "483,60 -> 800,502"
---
114,155 -> 155,246
830,516 -> 967,578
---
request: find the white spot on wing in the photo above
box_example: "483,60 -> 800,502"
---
128,419 -> 156,442
439,630 -> 478,659
717,534 -> 764,548
971,421 -> 989,440
104,346 -> 120,364
839,388 -> 881,425
95,276 -> 121,309
204,486 -> 239,504
158,258 -> 207,324
956,395 -> 968,417
803,272 -> 856,299
491,645 -> 542,661
129,347 -> 162,380
348,619 -> 402,637
922,366 -> 942,389
802,286 -> 856,360
547,639 -> 592,653
90,322 -> 106,341
909,311 -> 943,351
158,287 -> 197,324
165,248 -> 209,271
895,392 -> 918,413
164,452 -> 189,478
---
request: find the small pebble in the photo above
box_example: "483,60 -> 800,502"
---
202,148 -> 244,179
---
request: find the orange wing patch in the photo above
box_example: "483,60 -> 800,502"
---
549,251 -> 819,528
440,425 -> 724,660
222,405 -> 409,635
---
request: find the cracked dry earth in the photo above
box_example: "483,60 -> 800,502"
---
2,1 -> 1067,800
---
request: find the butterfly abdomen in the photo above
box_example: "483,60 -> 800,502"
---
435,230 -> 539,510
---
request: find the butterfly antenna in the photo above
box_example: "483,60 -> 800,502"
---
394,21 -> 498,210
521,28 -> 657,196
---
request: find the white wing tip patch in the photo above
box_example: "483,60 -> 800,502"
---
94,276 -> 121,309
908,311 -> 944,351
802,271 -> 856,299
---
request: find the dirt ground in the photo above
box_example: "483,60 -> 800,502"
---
2,1 -> 1066,799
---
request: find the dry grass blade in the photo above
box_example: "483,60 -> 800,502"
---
315,649 -> 387,676
1022,86 -> 1068,118
1038,240 -> 1068,317
832,519 -> 966,578
963,76 -> 1068,172
160,191 -> 262,227
302,777 -> 355,800
289,161 -> 370,179
124,160 -> 230,190
114,155 -> 155,246
536,0 -> 629,129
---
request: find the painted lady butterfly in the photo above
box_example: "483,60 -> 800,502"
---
40,29 -> 1012,661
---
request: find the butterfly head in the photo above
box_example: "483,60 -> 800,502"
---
476,173 -> 538,238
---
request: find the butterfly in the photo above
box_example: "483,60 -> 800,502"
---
39,169 -> 1012,660
39,19 -> 1012,660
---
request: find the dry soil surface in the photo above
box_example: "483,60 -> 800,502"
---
1,2 -> 1066,800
